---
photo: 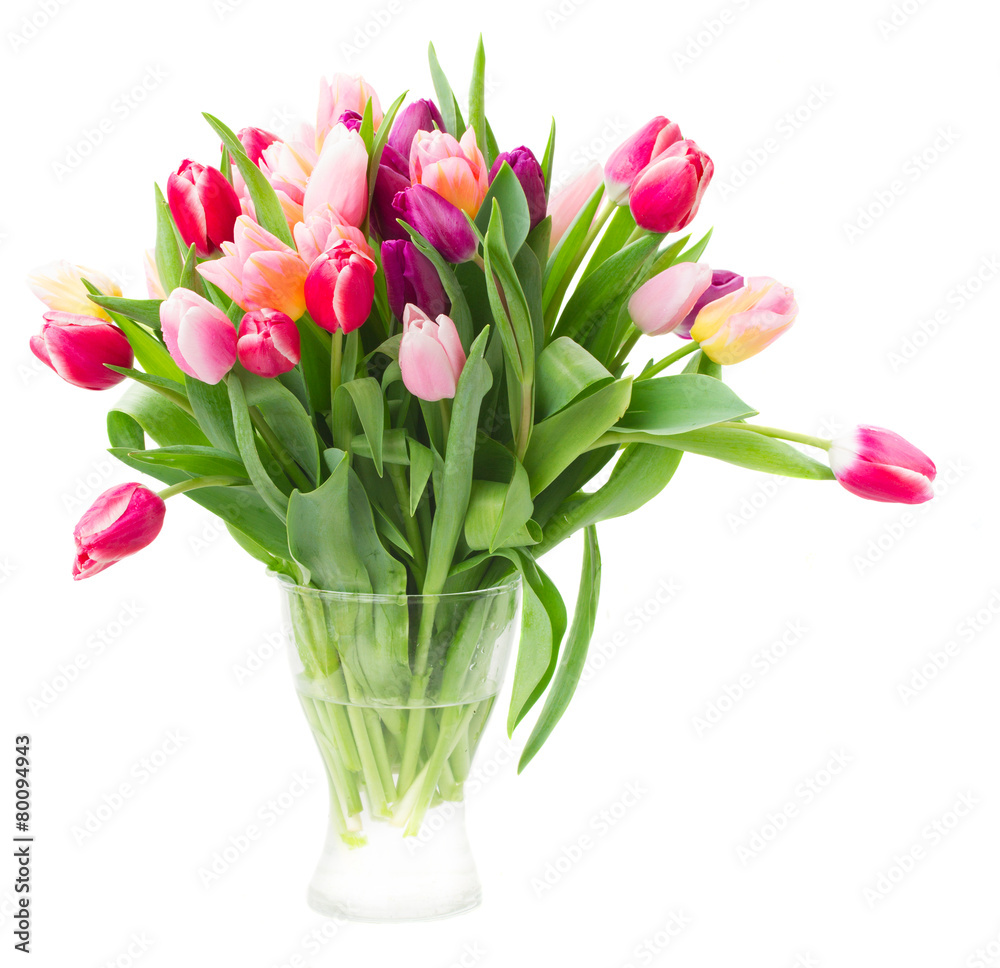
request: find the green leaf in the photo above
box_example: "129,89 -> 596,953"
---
408,439 -> 434,516
154,184 -> 183,294
540,117 -> 556,199
427,42 -> 465,136
542,182 -> 604,311
580,204 -> 636,280
519,526 -> 601,771
535,337 -> 613,419
647,233 -> 692,276
106,366 -> 189,412
178,243 -> 203,296
610,374 -> 756,435
675,227 -> 713,264
332,378 -> 385,476
468,34 -> 488,166
295,315 -> 333,414
464,437 -> 534,552
227,374 -> 289,518
125,444 -> 249,479
187,378 -> 238,452
475,162 -> 531,256
88,296 -> 163,330
359,96 -> 375,154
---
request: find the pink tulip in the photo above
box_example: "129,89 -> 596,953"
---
27,260 -> 121,321
604,116 -> 683,204
73,483 -> 166,580
197,216 -> 310,320
302,124 -> 369,226
399,305 -> 467,401
829,426 -> 936,504
316,73 -> 382,149
689,276 -> 797,365
167,160 -> 242,257
160,288 -> 237,384
258,138 -> 317,229
675,269 -> 744,339
628,262 -> 713,336
409,128 -> 489,217
236,309 -> 301,378
237,126 -> 280,165
30,312 -> 133,390
629,140 -> 713,234
292,205 -> 370,265
547,164 -> 601,253
304,239 -> 377,334
143,250 -> 165,300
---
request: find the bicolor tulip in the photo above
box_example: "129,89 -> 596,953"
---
27,260 -> 121,321
689,276 -> 797,365
371,143 -> 412,241
293,204 -> 370,265
547,164 -> 602,253
197,216 -> 310,320
382,240 -> 449,320
30,312 -> 133,391
409,129 -> 489,217
167,160 -> 242,257
675,269 -> 744,339
604,116 -> 683,204
392,185 -> 477,264
490,146 -> 546,229
628,262 -> 712,336
236,126 -> 280,165
160,288 -> 237,384
399,305 -> 466,401
236,309 -> 301,378
73,483 -> 166,580
304,239 -> 377,334
302,124 -> 369,226
829,426 -> 936,504
316,73 -> 382,148
388,98 -> 445,159
258,138 -> 317,229
629,140 -> 713,234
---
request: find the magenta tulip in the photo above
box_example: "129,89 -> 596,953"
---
30,312 -> 133,390
489,146 -> 546,229
236,126 -> 280,165
604,116 -> 683,204
304,239 -> 377,334
628,262 -> 712,336
399,305 -> 466,401
371,144 -> 412,242
392,185 -> 478,264
167,160 -> 242,257
237,309 -> 301,378
629,140 -> 713,234
675,269 -> 744,339
73,483 -> 166,580
160,288 -> 237,384
829,427 -> 936,505
388,99 -> 445,158
382,240 -> 449,320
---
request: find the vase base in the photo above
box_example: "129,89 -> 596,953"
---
307,888 -> 482,923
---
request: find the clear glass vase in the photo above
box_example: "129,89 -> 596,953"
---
274,573 -> 521,922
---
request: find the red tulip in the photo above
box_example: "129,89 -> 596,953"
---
30,312 -> 133,390
604,116 -> 683,204
73,484 -> 166,580
304,239 -> 377,334
628,140 -> 713,234
167,160 -> 242,257
829,427 -> 936,504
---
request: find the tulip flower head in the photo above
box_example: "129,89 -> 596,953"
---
629,140 -> 713,234
490,146 -> 547,229
392,185 -> 478,264
258,138 -> 318,229
371,144 -> 413,242
237,309 -> 301,378
73,483 -> 166,580
293,205 -> 369,265
829,426 -> 936,504
382,239 -> 449,320
690,276 -> 797,365
388,98 -> 446,159
675,269 -> 744,339
160,288 -> 237,385
304,239 -> 377,334
167,160 -> 242,257
410,129 -> 489,217
629,262 -> 713,337
399,305 -> 467,401
27,260 -> 122,321
317,73 -> 382,148
30,313 -> 133,391
302,124 -> 369,226
547,164 -> 602,254
236,126 -> 280,165
604,116 -> 683,205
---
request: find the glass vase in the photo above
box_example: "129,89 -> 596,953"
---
274,573 -> 521,922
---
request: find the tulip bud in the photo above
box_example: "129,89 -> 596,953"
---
547,164 -> 602,254
317,73 -> 383,148
30,312 -> 133,390
236,309 -> 301,378
382,240 -> 449,321
371,144 -> 412,242
27,260 -> 122,321
337,110 -> 363,133
690,276 -> 797,365
167,160 -> 242,258
304,239 -> 377,334
302,124 -> 369,226
629,140 -> 713,234
399,305 -> 467,401
388,99 -> 446,159
392,185 -> 478,264
628,262 -> 712,336
604,116 -> 683,204
410,128 -> 489,217
490,146 -> 547,229
236,126 -> 280,165
73,483 -> 166,580
675,269 -> 744,339
829,426 -> 936,504
160,288 -> 238,384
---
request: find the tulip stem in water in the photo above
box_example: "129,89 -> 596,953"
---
638,340 -> 701,379
157,475 -> 248,500
715,421 -> 832,451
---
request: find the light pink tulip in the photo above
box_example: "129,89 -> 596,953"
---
829,426 -> 936,504
629,140 -> 713,234
399,304 -> 467,401
293,205 -> 370,265
304,239 -> 377,334
27,260 -> 121,321
237,309 -> 301,378
302,125 -> 369,226
316,73 -> 383,149
258,138 -> 317,229
73,483 -> 166,580
409,129 -> 489,217
547,164 -> 601,253
604,116 -> 683,204
160,288 -> 237,384
628,262 -> 713,336
143,250 -> 165,299
30,312 -> 133,390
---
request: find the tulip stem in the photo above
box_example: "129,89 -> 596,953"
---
716,422 -> 832,451
249,406 -> 315,491
638,340 -> 701,379
157,475 -> 248,500
439,399 -> 452,447
330,330 -> 344,401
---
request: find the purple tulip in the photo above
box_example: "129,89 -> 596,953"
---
371,144 -> 411,242
382,240 -> 450,320
336,110 -> 363,134
489,146 -> 546,229
392,185 -> 478,264
388,98 -> 446,159
676,269 -> 744,339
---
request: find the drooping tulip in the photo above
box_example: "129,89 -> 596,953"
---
167,160 -> 242,257
604,116 -> 683,204
392,185 -> 477,264
27,260 -> 122,321
236,309 -> 301,378
304,239 -> 377,334
547,164 -> 601,253
629,140 -> 713,234
490,146 -> 546,229
399,305 -> 466,401
675,269 -> 744,339
409,129 -> 489,217
316,73 -> 382,148
689,277 -> 797,365
302,124 -> 369,226
30,313 -> 133,390
388,99 -> 446,159
160,288 -> 237,384
293,205 -> 370,265
371,144 -> 413,242
829,426 -> 936,504
628,263 -> 713,336
382,240 -> 449,320
73,483 -> 166,580
197,215 -> 310,320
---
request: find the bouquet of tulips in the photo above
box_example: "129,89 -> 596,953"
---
30,40 -> 936,841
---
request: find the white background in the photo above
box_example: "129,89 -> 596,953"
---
2,0 -> 998,965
